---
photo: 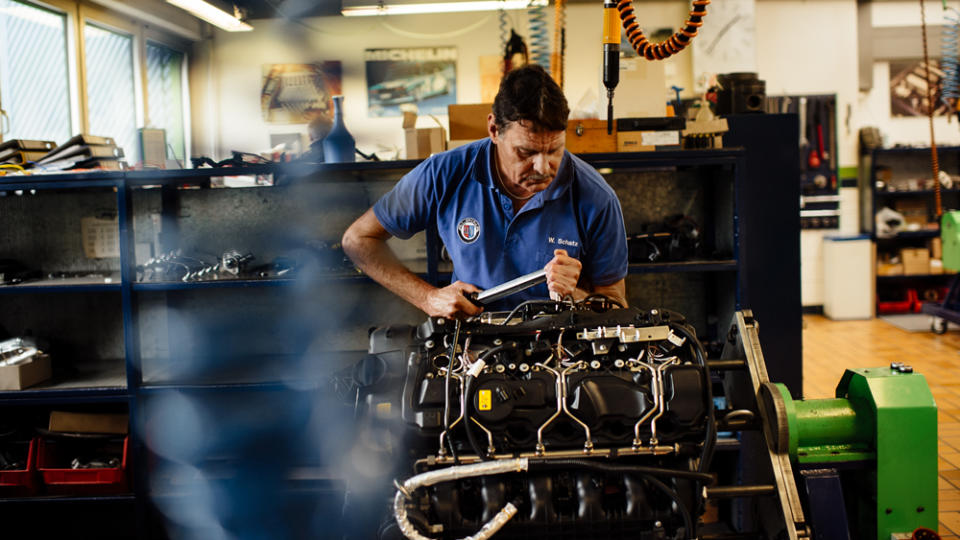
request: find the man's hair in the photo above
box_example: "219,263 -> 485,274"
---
492,64 -> 569,133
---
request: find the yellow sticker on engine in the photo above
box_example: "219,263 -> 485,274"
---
478,389 -> 492,411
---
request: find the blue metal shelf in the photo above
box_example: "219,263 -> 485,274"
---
875,188 -> 960,197
0,276 -> 121,294
0,494 -> 135,504
582,148 -> 744,169
0,386 -> 128,405
628,260 -> 738,274
877,274 -> 954,281
873,146 -> 960,155
875,230 -> 940,240
138,380 -> 320,393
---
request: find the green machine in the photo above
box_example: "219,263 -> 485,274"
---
719,311 -> 938,539
924,211 -> 960,332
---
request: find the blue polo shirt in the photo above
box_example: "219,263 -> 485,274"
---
373,138 -> 628,310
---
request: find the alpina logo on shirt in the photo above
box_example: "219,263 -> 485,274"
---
457,218 -> 481,243
548,237 -> 579,248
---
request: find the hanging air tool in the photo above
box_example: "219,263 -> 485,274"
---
602,0 -> 620,135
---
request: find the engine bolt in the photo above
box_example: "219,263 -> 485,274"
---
525,349 -> 532,356
519,363 -> 530,372
614,359 -> 625,368
425,373 -> 434,379
590,360 -> 601,369
651,309 -> 659,315
493,338 -> 503,346
495,364 -> 506,373
508,363 -> 517,370
598,344 -> 608,352
425,340 -> 435,349
618,345 -> 626,352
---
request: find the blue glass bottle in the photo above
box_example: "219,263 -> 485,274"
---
322,95 -> 355,163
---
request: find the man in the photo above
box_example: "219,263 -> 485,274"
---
342,65 -> 628,318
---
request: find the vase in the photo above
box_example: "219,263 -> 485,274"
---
322,95 -> 355,163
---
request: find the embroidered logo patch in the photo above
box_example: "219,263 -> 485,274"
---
457,218 -> 481,244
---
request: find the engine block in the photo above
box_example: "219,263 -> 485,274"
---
363,300 -> 717,540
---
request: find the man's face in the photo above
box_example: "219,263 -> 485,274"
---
488,116 -> 565,199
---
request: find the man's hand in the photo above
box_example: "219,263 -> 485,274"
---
544,249 -> 582,300
423,281 -> 483,319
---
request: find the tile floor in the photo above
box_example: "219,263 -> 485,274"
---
802,315 -> 960,538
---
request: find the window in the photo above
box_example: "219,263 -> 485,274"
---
0,0 -> 72,144
84,22 -> 137,163
146,42 -> 185,163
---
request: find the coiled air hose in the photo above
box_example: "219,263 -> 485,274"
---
942,7 -> 960,108
528,2 -> 550,67
617,0 -> 710,60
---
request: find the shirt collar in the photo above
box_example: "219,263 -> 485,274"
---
472,138 -> 573,201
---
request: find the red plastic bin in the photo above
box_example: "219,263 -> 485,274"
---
0,438 -> 38,496
878,288 -> 918,315
38,435 -> 129,495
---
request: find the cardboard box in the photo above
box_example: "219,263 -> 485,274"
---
930,237 -> 942,259
894,200 -> 929,226
930,258 -> 944,274
48,411 -> 129,435
901,247 -> 931,275
877,262 -> 904,276
447,103 -> 491,141
566,119 -> 617,154
0,354 -> 51,390
614,57 -> 667,118
617,130 -> 681,152
403,111 -> 446,159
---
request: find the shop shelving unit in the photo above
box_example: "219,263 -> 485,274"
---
861,146 -> 960,314
0,140 -> 801,537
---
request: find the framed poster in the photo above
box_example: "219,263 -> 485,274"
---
890,59 -> 950,117
365,47 -> 457,117
261,62 -> 342,124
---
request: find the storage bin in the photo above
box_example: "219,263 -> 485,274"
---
38,435 -> 128,495
877,288 -> 918,314
0,438 -> 38,496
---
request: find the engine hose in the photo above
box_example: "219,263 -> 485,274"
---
942,8 -> 960,107
463,344 -> 517,460
528,2 -> 550,68
394,458 -> 529,540
617,0 -> 709,61
668,322 -> 716,475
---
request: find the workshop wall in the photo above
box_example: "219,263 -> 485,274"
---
189,0 -> 960,308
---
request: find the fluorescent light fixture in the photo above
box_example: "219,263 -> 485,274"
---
342,0 -> 546,17
166,0 -> 253,31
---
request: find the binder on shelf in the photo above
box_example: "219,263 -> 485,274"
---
36,134 -> 120,166
0,149 -> 51,165
0,139 -> 56,152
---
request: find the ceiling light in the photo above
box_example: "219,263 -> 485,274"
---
166,0 -> 253,31
341,0 -> 546,17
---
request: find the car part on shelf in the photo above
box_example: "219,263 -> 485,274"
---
351,306 -> 937,539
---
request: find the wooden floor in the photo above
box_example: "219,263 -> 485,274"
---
803,314 -> 960,538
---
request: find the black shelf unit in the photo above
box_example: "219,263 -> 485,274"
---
0,145 -> 801,537
861,147 -> 959,314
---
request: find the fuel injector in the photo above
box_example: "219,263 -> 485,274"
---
602,0 -> 620,135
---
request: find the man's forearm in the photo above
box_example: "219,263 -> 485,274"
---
343,236 -> 435,313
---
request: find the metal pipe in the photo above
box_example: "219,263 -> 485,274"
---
704,484 -> 777,499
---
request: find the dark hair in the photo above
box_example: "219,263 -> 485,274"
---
492,64 -> 569,133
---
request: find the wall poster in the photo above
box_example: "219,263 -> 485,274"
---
261,62 -> 342,124
365,47 -> 457,118
890,59 -> 951,117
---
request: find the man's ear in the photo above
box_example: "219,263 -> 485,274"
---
487,113 -> 498,142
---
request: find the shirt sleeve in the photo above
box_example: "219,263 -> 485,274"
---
583,194 -> 629,287
373,159 -> 437,240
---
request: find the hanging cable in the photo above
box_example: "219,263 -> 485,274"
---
617,0 -> 709,61
528,2 -> 550,68
551,0 -> 566,87
921,0 -> 943,217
